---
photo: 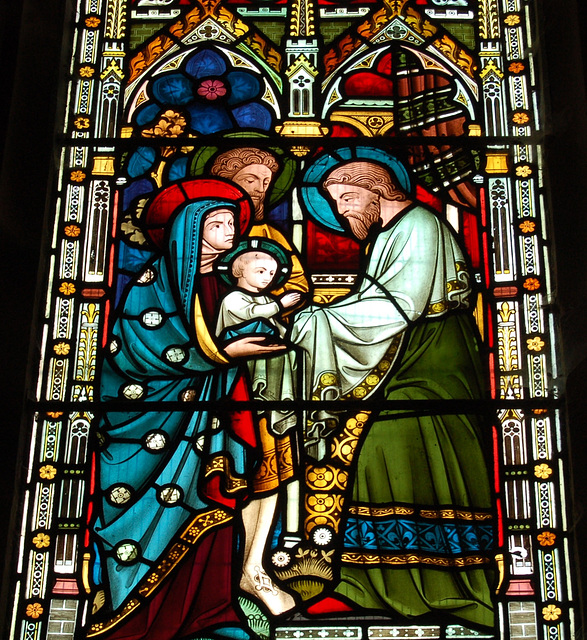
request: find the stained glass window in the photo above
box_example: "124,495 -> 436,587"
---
3,1 -> 583,640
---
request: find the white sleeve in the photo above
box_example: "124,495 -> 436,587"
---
216,291 -> 281,336
292,209 -> 440,396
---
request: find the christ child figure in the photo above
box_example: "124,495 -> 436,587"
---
216,239 -> 305,601
216,239 -> 301,436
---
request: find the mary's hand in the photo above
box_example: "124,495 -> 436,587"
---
224,336 -> 287,358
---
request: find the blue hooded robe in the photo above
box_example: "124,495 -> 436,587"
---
94,198 -> 256,616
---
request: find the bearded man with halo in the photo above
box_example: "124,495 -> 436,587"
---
293,148 -> 495,628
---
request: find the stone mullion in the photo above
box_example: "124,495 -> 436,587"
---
479,0 -> 543,638
11,0 -> 130,638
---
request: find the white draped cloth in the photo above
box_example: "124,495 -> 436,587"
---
291,205 -> 471,453
216,291 -> 286,338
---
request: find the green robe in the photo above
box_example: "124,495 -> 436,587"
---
293,205 -> 495,626
336,313 -> 495,627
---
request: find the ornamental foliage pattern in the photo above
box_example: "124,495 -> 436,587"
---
7,2 -> 577,640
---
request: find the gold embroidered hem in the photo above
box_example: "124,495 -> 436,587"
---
347,505 -> 415,517
309,336 -> 402,405
341,552 -> 492,568
343,335 -> 402,400
419,508 -> 493,521
426,261 -> 470,316
205,455 -> 249,493
347,504 -> 493,521
87,508 -> 232,637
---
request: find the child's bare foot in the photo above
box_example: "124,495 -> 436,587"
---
240,565 -> 295,615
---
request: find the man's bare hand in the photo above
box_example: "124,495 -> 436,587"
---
224,336 -> 286,358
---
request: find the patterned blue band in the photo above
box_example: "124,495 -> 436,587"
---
344,516 -> 494,556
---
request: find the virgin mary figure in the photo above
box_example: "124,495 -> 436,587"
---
89,180 -> 291,640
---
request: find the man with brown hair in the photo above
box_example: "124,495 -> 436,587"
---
294,159 -> 495,627
322,161 -> 407,240
211,148 -> 279,220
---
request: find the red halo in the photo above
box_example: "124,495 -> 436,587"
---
144,178 -> 252,248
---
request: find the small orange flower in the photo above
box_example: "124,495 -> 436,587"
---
79,66 -> 95,78
59,282 -> 76,296
64,224 -> 81,237
306,467 -> 338,490
47,411 -> 63,418
74,117 -> 90,130
509,62 -> 525,74
85,17 -> 101,28
537,531 -> 556,546
527,337 -> 545,352
40,465 -> 57,480
542,604 -> 562,621
32,533 -> 51,548
141,110 -> 187,139
523,277 -> 540,291
519,220 -> 536,233
515,165 -> 532,177
26,603 -> 43,618
512,112 -> 530,125
504,14 -> 521,26
70,170 -> 86,183
535,463 -> 553,479
306,493 -> 337,513
54,342 -> 71,356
